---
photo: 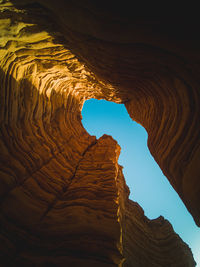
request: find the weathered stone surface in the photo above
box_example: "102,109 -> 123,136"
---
122,200 -> 195,266
0,1 -> 199,266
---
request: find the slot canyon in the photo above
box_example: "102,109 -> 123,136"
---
0,1 -> 199,266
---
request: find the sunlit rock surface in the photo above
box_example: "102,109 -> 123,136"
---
0,1 -> 199,266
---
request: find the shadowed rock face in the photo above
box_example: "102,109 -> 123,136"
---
0,1 -> 199,266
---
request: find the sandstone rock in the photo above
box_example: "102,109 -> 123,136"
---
0,1 -> 199,266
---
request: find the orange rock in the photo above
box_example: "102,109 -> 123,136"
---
0,1 -> 198,266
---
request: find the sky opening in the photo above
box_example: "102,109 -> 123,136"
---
82,98 -> 200,266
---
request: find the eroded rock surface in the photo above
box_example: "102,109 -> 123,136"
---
0,1 -> 199,266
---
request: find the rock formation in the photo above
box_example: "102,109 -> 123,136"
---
0,0 -> 199,266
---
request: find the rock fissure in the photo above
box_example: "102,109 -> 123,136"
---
39,138 -> 97,221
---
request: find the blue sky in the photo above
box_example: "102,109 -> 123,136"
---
82,98 -> 200,266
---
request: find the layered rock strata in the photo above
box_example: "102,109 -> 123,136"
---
0,1 -> 199,266
22,0 -> 200,226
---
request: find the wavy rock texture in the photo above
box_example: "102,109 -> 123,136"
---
0,1 -> 199,266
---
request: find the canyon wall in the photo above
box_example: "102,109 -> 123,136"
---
0,1 -> 199,266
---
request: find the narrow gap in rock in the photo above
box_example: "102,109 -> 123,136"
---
82,98 -> 200,266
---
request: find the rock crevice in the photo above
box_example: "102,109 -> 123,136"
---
0,1 -> 199,266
